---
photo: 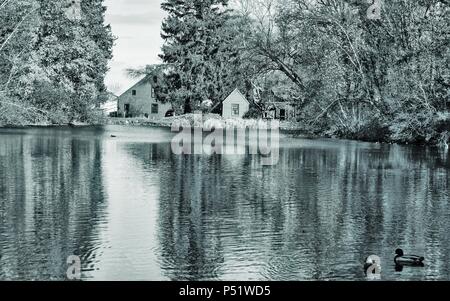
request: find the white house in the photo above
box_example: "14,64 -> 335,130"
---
221,88 -> 250,118
117,76 -> 172,118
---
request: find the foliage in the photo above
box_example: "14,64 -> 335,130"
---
233,0 -> 450,144
159,0 -> 252,111
390,111 -> 450,144
242,106 -> 262,119
0,0 -> 114,125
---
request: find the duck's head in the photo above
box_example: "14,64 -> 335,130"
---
395,248 -> 404,256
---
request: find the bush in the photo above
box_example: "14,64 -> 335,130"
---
243,106 -> 262,119
84,109 -> 107,125
0,95 -> 49,126
390,111 -> 450,144
327,115 -> 390,142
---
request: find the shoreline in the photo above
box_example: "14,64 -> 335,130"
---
0,116 -> 306,131
0,117 -> 444,147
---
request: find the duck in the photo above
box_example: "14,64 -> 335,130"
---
394,248 -> 424,266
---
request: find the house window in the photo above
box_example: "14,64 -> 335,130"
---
151,88 -> 156,99
132,90 -> 137,96
151,104 -> 159,114
232,104 -> 239,116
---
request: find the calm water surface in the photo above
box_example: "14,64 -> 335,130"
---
0,126 -> 450,280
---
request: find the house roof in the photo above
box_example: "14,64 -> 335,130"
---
118,75 -> 152,98
222,88 -> 249,105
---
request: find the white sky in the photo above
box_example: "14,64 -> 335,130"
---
104,0 -> 166,95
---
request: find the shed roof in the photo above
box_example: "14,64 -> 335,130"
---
222,88 -> 249,105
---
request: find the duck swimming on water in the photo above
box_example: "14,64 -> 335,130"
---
394,249 -> 424,266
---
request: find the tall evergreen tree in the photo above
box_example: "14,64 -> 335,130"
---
160,0 -> 250,112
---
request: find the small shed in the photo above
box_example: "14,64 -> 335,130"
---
263,102 -> 296,121
222,88 -> 250,118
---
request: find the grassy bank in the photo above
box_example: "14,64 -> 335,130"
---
105,114 -> 307,133
2,113 -> 447,147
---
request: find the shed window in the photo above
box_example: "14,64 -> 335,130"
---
232,104 -> 239,116
151,104 -> 159,114
132,90 -> 137,96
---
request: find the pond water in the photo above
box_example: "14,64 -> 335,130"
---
0,126 -> 449,280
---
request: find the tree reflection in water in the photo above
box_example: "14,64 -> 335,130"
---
1,128 -> 449,280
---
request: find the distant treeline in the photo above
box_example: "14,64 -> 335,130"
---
0,0 -> 113,125
134,0 -> 448,145
2,0 -> 449,145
